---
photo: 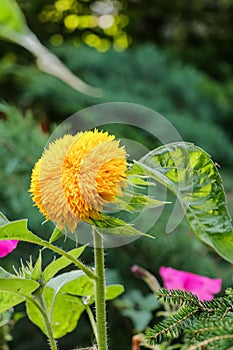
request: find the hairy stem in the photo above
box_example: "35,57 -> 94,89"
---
93,229 -> 108,350
86,305 -> 98,342
34,294 -> 58,350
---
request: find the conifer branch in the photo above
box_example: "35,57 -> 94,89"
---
155,288 -> 200,307
146,288 -> 233,349
146,306 -> 198,343
188,334 -> 233,350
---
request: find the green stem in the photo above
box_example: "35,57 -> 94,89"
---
37,295 -> 58,350
93,228 -> 108,350
41,240 -> 96,280
35,294 -> 58,350
86,305 -> 98,342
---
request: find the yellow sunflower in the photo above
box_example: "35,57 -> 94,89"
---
29,129 -> 127,232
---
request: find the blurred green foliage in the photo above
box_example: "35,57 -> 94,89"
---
14,0 -> 129,52
0,103 -> 48,230
126,0 -> 233,81
10,0 -> 233,82
114,289 -> 161,332
1,43 -> 233,164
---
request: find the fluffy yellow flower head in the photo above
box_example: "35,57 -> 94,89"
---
30,129 -> 127,232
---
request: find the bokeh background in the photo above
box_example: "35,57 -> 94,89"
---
0,1 -> 233,349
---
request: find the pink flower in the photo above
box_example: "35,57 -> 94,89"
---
0,240 -> 19,258
159,266 -> 222,301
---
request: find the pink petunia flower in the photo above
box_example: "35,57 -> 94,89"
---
0,240 -> 19,258
159,266 -> 222,301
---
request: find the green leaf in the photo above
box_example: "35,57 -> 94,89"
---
0,290 -> 25,314
46,270 -> 85,294
0,219 -> 93,277
118,190 -> 168,212
43,246 -> 87,283
127,174 -> 156,188
27,273 -> 123,338
61,275 -> 124,301
60,274 -> 94,297
0,0 -> 28,38
91,214 -> 154,239
0,211 -> 9,226
26,288 -> 85,338
0,278 -> 39,298
0,267 -> 39,313
0,219 -> 45,245
0,267 -> 15,279
135,142 -> 233,263
31,250 -> 42,282
105,284 -> 124,300
26,270 -> 87,338
46,270 -> 84,296
49,226 -> 64,244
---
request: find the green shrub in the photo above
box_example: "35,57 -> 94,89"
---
0,44 -> 232,165
0,103 -> 48,231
